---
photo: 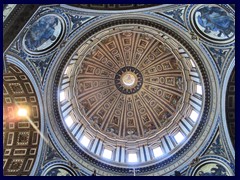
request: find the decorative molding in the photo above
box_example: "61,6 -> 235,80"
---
3,4 -> 234,176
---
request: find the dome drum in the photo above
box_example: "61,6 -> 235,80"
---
46,16 -> 215,175
56,22 -> 205,168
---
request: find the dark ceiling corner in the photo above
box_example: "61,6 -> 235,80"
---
3,4 -> 41,51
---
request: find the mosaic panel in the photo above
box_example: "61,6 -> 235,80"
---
191,5 -> 235,43
44,167 -> 73,176
23,14 -> 65,54
195,163 -> 230,176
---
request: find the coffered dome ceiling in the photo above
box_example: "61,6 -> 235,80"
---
53,16 -> 210,173
73,29 -> 186,143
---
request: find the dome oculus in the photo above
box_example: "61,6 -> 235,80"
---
115,66 -> 143,94
122,73 -> 135,86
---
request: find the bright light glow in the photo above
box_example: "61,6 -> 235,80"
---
174,132 -> 185,144
65,116 -> 73,127
196,85 -> 202,95
102,149 -> 112,160
122,73 -> 135,86
17,108 -> 28,117
128,153 -> 138,163
190,59 -> 196,67
64,67 -> 69,75
190,110 -> 199,122
60,91 -> 65,102
153,147 -> 163,158
80,135 -> 90,148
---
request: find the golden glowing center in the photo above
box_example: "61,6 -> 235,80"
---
122,73 -> 136,86
17,108 -> 28,117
